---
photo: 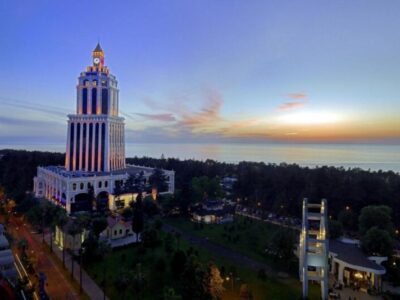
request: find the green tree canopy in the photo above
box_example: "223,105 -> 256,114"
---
191,176 -> 223,202
359,205 -> 393,235
149,168 -> 168,192
361,226 -> 393,257
328,220 -> 343,239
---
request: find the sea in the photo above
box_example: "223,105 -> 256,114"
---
1,142 -> 399,173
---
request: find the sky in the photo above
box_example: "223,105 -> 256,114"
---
0,0 -> 400,145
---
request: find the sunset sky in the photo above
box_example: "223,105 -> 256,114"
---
1,1 -> 400,145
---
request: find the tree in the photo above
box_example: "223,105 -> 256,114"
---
207,264 -> 225,299
149,168 -> 168,193
361,226 -> 393,257
113,180 -> 124,210
131,193 -> 144,243
141,227 -> 160,249
181,255 -> 211,300
163,287 -> 182,300
191,176 -> 224,202
338,209 -> 357,231
170,250 -> 186,278
91,217 -> 108,238
328,220 -> 343,239
266,228 -> 295,263
164,232 -> 175,254
50,206 -> 67,252
359,205 -> 393,235
114,269 -> 133,299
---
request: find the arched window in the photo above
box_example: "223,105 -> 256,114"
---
73,183 -> 77,191
105,181 -> 108,188
80,182 -> 84,190
98,181 -> 102,188
92,80 -> 97,86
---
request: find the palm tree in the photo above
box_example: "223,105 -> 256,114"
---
57,214 -> 68,268
67,219 -> 84,279
50,207 -> 67,253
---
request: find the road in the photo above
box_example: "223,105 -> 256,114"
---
6,214 -> 81,300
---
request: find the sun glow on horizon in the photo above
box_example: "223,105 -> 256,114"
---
276,111 -> 343,125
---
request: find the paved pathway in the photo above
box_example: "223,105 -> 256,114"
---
44,233 -> 109,300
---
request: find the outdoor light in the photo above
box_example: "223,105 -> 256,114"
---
354,272 -> 363,279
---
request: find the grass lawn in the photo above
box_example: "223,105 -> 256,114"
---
85,225 -> 321,300
165,215 -> 296,271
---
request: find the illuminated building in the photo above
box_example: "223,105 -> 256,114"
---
33,44 -> 175,214
299,198 -> 329,300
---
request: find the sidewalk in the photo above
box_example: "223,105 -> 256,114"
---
44,234 -> 109,300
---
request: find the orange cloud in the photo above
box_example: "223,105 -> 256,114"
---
179,89 -> 223,132
279,101 -> 306,111
287,92 -> 307,100
135,113 -> 176,122
278,92 -> 308,111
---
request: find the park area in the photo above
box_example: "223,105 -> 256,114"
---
85,216 -> 321,299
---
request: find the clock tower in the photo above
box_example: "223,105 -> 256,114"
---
65,43 -> 126,172
92,43 -> 105,67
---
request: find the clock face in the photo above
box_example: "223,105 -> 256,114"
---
93,57 -> 100,65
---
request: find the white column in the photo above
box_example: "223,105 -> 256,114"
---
91,122 -> 96,172
338,263 -> 344,284
85,122 -> 90,171
73,121 -> 77,171
79,122 -> 83,170
119,123 -> 125,169
97,123 -> 102,171
105,121 -> 110,172
65,120 -> 71,170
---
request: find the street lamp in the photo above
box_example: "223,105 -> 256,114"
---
225,272 -> 234,290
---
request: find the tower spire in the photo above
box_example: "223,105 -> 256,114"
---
92,42 -> 105,67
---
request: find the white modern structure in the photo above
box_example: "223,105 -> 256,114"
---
299,198 -> 329,300
329,238 -> 386,292
33,44 -> 175,214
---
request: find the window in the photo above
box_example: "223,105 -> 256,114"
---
119,229 -> 122,234
80,183 -> 84,190
101,89 -> 108,114
92,80 -> 97,86
82,88 -> 88,114
91,88 -> 97,114
114,230 -> 117,236
72,183 -> 77,191
105,181 -> 108,188
98,181 -> 102,188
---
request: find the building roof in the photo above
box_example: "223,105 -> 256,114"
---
330,239 -> 386,273
40,164 -> 173,179
107,216 -> 131,229
93,43 -> 103,53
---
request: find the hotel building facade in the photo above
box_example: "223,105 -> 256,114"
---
34,44 -> 174,213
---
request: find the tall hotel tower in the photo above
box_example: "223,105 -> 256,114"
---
34,44 -> 174,214
65,43 -> 125,173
